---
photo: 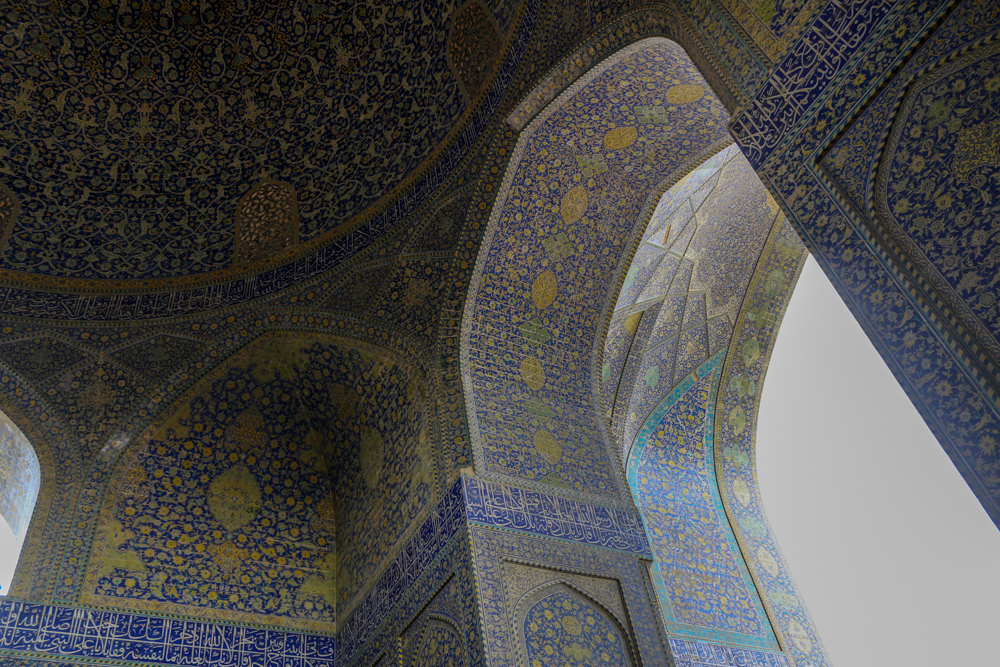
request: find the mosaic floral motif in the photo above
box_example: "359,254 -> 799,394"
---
465,39 -> 730,498
0,337 -> 88,384
877,43 -> 1000,353
410,620 -> 466,667
407,192 -> 473,255
110,334 -> 205,385
630,367 -> 775,646
83,336 -> 433,632
0,0 -> 517,281
0,413 -> 39,537
234,181 -> 299,266
523,588 -> 632,666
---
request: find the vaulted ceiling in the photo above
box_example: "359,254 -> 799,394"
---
0,0 -> 520,291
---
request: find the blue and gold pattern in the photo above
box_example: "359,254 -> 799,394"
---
523,588 -> 633,666
713,217 -> 828,665
82,335 -> 433,632
628,356 -> 779,650
0,0 -> 521,283
735,0 -> 1000,528
470,524 -> 671,667
0,4 -> 993,667
607,147 -> 780,454
464,38 -> 730,499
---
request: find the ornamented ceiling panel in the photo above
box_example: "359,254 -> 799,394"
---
0,0 -> 524,290
602,145 -> 782,456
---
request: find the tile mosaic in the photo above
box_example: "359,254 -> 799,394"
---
464,39 -> 732,499
0,600 -> 334,667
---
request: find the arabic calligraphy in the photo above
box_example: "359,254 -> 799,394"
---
0,601 -> 334,666
463,477 -> 651,556
731,0 -> 898,168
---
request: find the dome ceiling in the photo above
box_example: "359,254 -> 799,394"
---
0,0 -> 520,292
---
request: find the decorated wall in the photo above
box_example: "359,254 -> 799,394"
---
598,139 -> 827,663
730,0 -> 1000,528
463,38 -> 731,504
81,334 -> 433,633
0,1 -> 994,667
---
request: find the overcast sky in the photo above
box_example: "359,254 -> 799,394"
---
0,517 -> 22,595
757,255 -> 1000,666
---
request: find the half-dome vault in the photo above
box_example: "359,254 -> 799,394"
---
0,0 -> 520,285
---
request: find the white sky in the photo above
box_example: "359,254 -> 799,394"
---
757,255 -> 1000,666
0,514 -> 24,595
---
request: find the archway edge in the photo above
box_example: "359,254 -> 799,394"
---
0,385 -> 64,601
462,36 -> 734,505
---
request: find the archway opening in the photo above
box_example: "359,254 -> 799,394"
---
757,255 -> 1000,665
606,136 -> 827,664
0,410 -> 40,595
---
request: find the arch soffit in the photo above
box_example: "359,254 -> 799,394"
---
624,217 -> 828,664
512,580 -> 639,667
461,35 -> 733,505
711,219 -> 827,662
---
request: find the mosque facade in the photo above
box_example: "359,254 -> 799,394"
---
0,0 -> 995,666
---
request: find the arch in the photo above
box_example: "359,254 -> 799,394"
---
78,329 -> 439,633
461,37 -> 732,505
404,615 -> 468,667
514,582 -> 637,667
712,221 -> 830,662
605,144 -> 830,665
0,405 -> 40,595
49,309 -> 442,605
0,364 -> 79,602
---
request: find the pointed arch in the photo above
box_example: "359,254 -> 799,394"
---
513,581 -> 638,667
